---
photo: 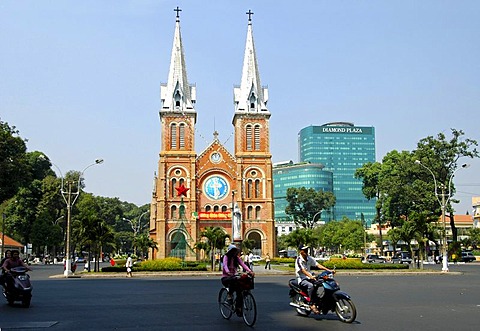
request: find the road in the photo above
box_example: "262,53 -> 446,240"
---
1,263 -> 479,330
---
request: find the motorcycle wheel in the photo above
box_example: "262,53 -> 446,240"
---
335,298 -> 356,323
293,293 -> 311,316
22,295 -> 31,308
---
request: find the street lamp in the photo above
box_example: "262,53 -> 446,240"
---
123,211 -> 148,255
312,211 -> 322,225
415,160 -> 469,272
40,155 -> 104,277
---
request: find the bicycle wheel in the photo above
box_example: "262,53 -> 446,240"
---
218,288 -> 233,319
242,292 -> 257,327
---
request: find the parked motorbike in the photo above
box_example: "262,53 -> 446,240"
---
288,270 -> 356,323
2,266 -> 32,308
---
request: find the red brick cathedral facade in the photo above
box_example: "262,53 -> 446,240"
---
149,11 -> 275,260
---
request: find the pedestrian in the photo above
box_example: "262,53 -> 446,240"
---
110,256 -> 116,266
264,253 -> 271,270
248,251 -> 254,270
126,254 -> 133,278
242,251 -> 248,272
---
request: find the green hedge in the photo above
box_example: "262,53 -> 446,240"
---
285,258 -> 409,270
101,257 -> 208,272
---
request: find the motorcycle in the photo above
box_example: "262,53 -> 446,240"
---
2,267 -> 32,308
288,270 -> 356,323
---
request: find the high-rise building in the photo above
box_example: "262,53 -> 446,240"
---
299,122 -> 376,223
273,161 -> 333,235
149,10 -> 275,260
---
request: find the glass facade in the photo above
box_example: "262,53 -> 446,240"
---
273,161 -> 334,226
298,123 -> 376,223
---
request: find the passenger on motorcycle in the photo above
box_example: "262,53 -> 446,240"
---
295,244 -> 333,314
221,244 -> 254,304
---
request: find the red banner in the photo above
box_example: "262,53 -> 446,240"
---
198,211 -> 232,220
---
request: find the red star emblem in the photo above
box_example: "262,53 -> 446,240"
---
175,184 -> 190,197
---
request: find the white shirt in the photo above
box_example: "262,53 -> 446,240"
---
295,255 -> 317,282
126,256 -> 133,268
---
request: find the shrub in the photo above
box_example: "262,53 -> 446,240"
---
322,258 -> 408,270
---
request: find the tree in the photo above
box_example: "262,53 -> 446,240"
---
0,120 -> 28,204
355,162 -> 383,253
200,226 -> 229,270
285,187 -> 335,229
414,129 -> 479,242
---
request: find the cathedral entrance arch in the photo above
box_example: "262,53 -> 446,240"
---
169,225 -> 195,260
245,231 -> 263,256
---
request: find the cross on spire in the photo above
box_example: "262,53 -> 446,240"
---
174,6 -> 182,21
246,9 -> 254,22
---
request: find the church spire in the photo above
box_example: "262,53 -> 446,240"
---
161,7 -> 196,113
234,10 -> 269,114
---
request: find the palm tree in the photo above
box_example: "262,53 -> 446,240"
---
200,226 -> 229,270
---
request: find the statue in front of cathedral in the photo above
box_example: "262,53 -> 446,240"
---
232,203 -> 242,241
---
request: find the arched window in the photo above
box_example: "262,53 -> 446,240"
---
249,93 -> 256,110
179,123 -> 185,148
171,205 -> 177,219
254,124 -> 260,150
205,205 -> 211,212
255,206 -> 261,220
246,125 -> 252,151
213,205 -> 219,212
174,90 -> 181,108
254,179 -> 260,198
170,123 -> 177,149
247,179 -> 253,199
247,206 -> 253,220
171,178 -> 177,197
221,205 -> 227,212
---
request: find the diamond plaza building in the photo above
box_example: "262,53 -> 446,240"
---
299,122 -> 376,223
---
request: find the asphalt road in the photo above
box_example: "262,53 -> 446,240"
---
1,263 -> 479,331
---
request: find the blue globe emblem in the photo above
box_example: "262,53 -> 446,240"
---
204,176 -> 229,200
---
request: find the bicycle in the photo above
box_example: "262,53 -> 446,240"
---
218,273 -> 257,327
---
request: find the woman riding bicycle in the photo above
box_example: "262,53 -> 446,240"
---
221,244 -> 254,304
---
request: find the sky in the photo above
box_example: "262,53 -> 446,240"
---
1,1 -> 479,214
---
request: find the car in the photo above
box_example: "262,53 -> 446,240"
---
363,254 -> 386,263
461,251 -> 476,263
391,251 -> 413,264
251,255 -> 263,262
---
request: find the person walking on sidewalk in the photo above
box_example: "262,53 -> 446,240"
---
264,253 -> 271,270
126,254 -> 133,278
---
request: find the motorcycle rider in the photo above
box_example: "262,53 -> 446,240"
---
1,250 -> 31,288
295,244 -> 333,314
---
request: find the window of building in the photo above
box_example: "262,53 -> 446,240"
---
255,206 -> 261,219
171,205 -> 177,219
171,178 -> 177,197
179,123 -> 185,148
246,125 -> 252,150
254,124 -> 260,150
247,206 -> 253,219
170,123 -> 177,149
254,179 -> 260,198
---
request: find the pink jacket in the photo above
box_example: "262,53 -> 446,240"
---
222,255 -> 251,277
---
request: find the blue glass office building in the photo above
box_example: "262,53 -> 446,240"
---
273,161 -> 334,227
299,123 -> 376,223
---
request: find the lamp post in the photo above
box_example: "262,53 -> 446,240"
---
415,160 -> 469,272
40,155 -> 104,277
123,211 -> 148,255
312,211 -> 322,226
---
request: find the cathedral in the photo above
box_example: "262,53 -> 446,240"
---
149,9 -> 275,260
